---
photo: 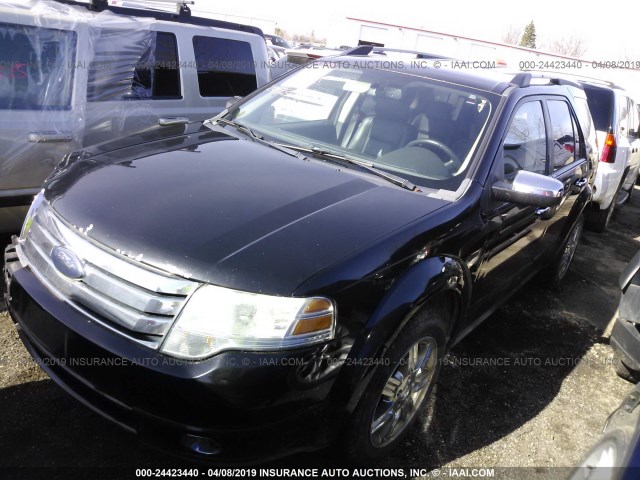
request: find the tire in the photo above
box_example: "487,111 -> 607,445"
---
614,358 -> 640,383
586,195 -> 616,233
542,214 -> 584,290
340,303 -> 448,463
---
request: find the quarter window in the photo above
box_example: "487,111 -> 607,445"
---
503,101 -> 547,177
193,36 -> 257,97
547,100 -> 576,170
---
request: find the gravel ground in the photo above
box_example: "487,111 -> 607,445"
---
1,189 -> 639,479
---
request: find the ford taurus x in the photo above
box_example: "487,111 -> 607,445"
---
4,52 -> 594,463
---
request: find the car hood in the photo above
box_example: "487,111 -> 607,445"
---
44,127 -> 449,295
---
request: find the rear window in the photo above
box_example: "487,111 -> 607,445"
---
193,36 -> 257,97
582,85 -> 614,132
0,22 -> 76,110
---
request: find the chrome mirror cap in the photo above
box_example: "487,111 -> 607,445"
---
512,170 -> 564,198
493,170 -> 564,208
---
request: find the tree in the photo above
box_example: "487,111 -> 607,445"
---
502,26 -> 522,46
548,37 -> 586,57
519,21 -> 537,49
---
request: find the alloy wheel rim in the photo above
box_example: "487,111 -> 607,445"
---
558,219 -> 583,280
370,336 -> 438,448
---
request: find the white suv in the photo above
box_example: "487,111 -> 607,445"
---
580,80 -> 640,232
0,0 -> 271,233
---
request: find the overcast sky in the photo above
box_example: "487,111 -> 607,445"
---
192,0 -> 640,60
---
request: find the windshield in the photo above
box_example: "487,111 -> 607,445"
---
225,63 -> 497,191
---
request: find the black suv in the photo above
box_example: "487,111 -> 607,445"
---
4,51 -> 594,463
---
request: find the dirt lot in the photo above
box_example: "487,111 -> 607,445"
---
1,190 -> 639,479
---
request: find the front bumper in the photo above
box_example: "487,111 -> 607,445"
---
3,241 -> 345,463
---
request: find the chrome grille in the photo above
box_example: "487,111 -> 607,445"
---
17,200 -> 200,349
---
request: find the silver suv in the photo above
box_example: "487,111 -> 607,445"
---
0,0 -> 271,233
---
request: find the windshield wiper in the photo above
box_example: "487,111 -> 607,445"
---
211,117 -> 264,140
209,118 -> 302,159
274,144 -> 421,192
210,120 -> 420,192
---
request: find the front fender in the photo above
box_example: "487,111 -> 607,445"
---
332,255 -> 471,413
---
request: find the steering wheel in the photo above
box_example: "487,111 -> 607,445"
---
406,138 -> 463,171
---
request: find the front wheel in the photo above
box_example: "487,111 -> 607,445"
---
340,304 -> 448,462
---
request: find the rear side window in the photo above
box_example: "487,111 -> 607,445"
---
88,30 -> 180,101
193,36 -> 257,97
503,101 -> 547,177
572,97 -> 593,141
547,100 -> 576,169
582,85 -> 614,132
132,32 -> 181,99
0,22 -> 76,110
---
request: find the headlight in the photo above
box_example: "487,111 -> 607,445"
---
20,190 -> 45,241
160,284 -> 335,359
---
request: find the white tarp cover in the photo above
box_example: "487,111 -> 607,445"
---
0,0 -> 157,191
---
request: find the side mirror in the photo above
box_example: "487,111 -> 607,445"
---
225,96 -> 242,109
492,170 -> 564,207
629,129 -> 638,139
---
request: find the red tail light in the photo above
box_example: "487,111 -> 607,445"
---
600,133 -> 617,163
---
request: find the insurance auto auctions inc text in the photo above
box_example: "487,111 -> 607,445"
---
197,467 -> 495,478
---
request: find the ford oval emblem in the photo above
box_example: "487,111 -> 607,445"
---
51,246 -> 85,280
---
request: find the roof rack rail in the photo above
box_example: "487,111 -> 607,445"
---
511,72 -> 531,88
344,45 -> 374,56
340,45 -> 451,59
508,71 -> 582,89
52,0 -> 264,36
370,47 -> 451,59
520,69 -> 621,89
108,0 -> 194,16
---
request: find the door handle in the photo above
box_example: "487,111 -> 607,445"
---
535,207 -> 551,216
158,117 -> 189,126
574,178 -> 588,188
28,132 -> 73,143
